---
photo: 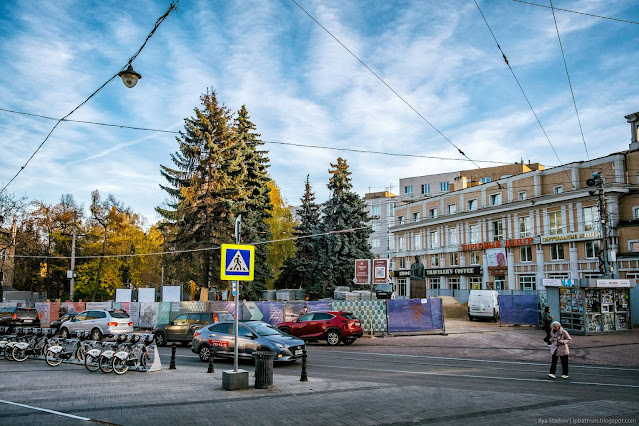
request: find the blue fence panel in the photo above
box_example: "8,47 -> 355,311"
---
253,301 -> 285,325
308,301 -> 332,312
499,295 -> 539,325
387,298 -> 443,333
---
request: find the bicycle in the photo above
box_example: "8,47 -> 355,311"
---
98,333 -> 129,373
45,331 -> 88,367
112,334 -> 153,375
12,328 -> 54,362
85,339 -> 117,372
4,327 -> 28,361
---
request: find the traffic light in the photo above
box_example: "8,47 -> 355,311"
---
586,172 -> 602,196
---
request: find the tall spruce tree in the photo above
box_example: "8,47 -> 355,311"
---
319,158 -> 372,297
157,91 -> 247,289
275,175 -> 323,298
231,105 -> 272,300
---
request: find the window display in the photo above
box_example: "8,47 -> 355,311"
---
565,287 -> 631,332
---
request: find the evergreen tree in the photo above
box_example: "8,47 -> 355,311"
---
157,90 -> 246,289
319,158 -> 372,297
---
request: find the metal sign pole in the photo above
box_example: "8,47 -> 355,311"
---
233,215 -> 241,373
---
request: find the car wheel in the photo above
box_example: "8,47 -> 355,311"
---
468,315 -> 473,321
325,330 -> 341,346
155,332 -> 166,346
343,337 -> 356,345
90,328 -> 102,341
59,328 -> 69,338
198,345 -> 211,362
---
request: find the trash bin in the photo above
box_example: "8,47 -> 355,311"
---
253,351 -> 275,389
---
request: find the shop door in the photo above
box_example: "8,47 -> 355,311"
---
495,276 -> 506,290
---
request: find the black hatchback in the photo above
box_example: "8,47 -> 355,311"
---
0,307 -> 41,329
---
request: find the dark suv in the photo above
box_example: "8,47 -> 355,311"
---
277,311 -> 363,346
153,311 -> 234,346
0,307 -> 41,329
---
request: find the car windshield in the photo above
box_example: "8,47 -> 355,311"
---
1,307 -> 16,313
109,311 -> 130,319
249,322 -> 283,336
218,312 -> 234,321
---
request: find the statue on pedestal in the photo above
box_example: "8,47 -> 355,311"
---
410,255 -> 425,280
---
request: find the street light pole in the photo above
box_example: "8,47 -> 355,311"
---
69,210 -> 77,301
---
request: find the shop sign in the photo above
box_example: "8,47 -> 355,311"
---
353,259 -> 371,284
540,230 -> 601,244
425,266 -> 481,276
462,238 -> 533,251
543,279 -> 574,287
596,279 -> 631,288
393,269 -> 411,278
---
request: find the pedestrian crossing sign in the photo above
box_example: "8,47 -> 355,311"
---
220,244 -> 254,281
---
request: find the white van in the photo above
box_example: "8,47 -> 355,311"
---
468,290 -> 500,321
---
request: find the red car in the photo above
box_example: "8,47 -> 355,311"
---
277,311 -> 363,346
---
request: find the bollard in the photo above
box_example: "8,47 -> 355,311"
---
207,350 -> 215,373
300,348 -> 308,382
169,342 -> 176,370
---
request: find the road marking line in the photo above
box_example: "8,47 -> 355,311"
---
311,364 -> 639,388
310,350 -> 639,371
0,399 -> 91,421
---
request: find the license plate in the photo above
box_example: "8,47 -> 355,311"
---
355,322 -> 360,326
295,349 -> 303,356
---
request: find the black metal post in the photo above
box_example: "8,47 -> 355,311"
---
169,342 -> 176,370
207,350 -> 215,373
300,348 -> 308,382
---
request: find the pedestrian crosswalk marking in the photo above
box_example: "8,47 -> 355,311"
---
227,251 -> 249,272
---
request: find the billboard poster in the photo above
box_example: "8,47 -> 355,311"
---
138,288 -> 156,303
129,302 -> 141,327
138,302 -> 156,328
372,259 -> 390,284
486,248 -> 507,275
35,303 -> 50,325
354,259 -> 371,284
115,289 -> 132,303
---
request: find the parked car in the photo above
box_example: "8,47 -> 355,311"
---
468,290 -> 500,321
0,307 -> 41,329
153,311 -> 234,346
191,320 -> 305,363
59,309 -> 133,340
277,311 -> 363,346
49,312 -> 77,333
373,284 -> 394,299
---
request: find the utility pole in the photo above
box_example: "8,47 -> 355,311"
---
69,210 -> 77,301
587,173 -> 613,277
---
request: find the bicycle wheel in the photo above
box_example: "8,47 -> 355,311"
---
112,357 -> 129,375
141,352 -> 150,369
12,346 -> 29,362
99,354 -> 113,373
85,354 -> 100,372
5,345 -> 15,361
45,349 -> 63,367
75,346 -> 85,363
0,345 -> 6,360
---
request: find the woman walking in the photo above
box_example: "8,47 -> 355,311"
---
542,307 -> 554,345
548,321 -> 572,379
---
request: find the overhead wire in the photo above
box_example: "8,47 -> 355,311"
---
472,0 -> 575,189
549,0 -> 592,173
509,0 -> 639,25
288,0 -> 506,189
0,2 -> 178,196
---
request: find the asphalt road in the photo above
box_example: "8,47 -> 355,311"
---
1,342 -> 637,425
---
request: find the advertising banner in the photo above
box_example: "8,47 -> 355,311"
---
138,302 -> 157,328
49,302 -> 60,322
157,302 -> 171,325
35,303 -> 50,325
486,248 -> 507,275
129,302 -> 141,327
254,302 -> 284,326
354,259 -> 371,284
115,289 -> 132,303
60,302 -> 86,315
387,298 -> 443,333
138,288 -> 156,302
162,286 -> 181,302
308,301 -> 331,312
86,302 -> 113,310
372,259 -> 390,284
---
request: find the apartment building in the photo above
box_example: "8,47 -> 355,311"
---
364,191 -> 398,262
389,112 -> 639,297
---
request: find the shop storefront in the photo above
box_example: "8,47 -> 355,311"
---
544,278 -> 635,333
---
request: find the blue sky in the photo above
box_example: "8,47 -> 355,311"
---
0,0 -> 637,224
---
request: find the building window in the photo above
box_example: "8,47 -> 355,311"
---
430,278 -> 440,290
492,220 -> 503,241
469,276 -> 482,289
481,177 -> 491,184
404,185 -> 413,195
553,185 -> 563,194
519,216 -> 531,238
449,252 -> 458,266
440,182 -> 450,192
467,199 -> 478,210
549,211 -> 563,235
371,238 -> 380,249
428,208 -> 437,218
399,257 -> 406,268
490,193 -> 502,206
470,224 -> 480,243
429,231 -> 439,249
371,205 -> 381,218
431,254 -> 439,267
422,184 -> 430,194
448,228 -> 458,245
633,207 -> 639,220
583,206 -> 599,231
371,222 -> 381,232
413,212 -> 420,222
413,234 -> 422,251
398,236 -> 406,251
586,240 -> 600,258
520,275 -> 536,290
520,246 -> 533,262
447,204 -> 456,215
550,243 -> 565,260
630,241 -> 639,253
387,202 -> 395,217
387,236 -> 395,250
449,278 -> 460,290
398,279 -> 407,297
518,191 -> 527,201
470,250 -> 481,265
398,216 -> 404,225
